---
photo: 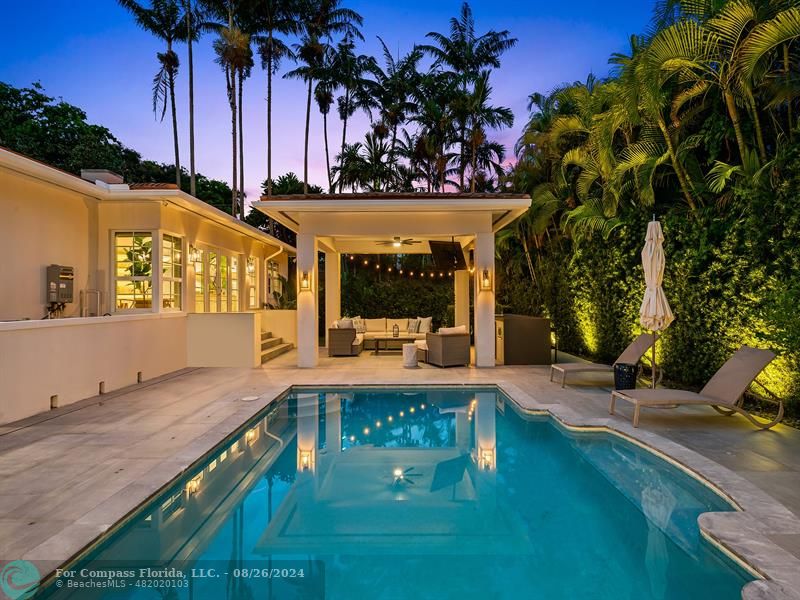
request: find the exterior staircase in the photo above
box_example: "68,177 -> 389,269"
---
260,331 -> 293,364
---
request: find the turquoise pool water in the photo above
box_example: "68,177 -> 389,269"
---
42,387 -> 751,599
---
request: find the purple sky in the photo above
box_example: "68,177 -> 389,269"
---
0,1 -> 653,203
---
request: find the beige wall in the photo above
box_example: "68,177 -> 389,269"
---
187,312 -> 261,368
0,168 -> 98,320
261,309 -> 297,345
0,314 -> 187,424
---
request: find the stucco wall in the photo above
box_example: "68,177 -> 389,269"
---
187,312 -> 260,368
0,169 -> 98,320
0,313 -> 187,424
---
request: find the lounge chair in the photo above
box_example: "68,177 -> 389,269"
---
609,346 -> 783,429
549,333 -> 656,388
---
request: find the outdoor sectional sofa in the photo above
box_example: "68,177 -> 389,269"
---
328,317 -> 432,357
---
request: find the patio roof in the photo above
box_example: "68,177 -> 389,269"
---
252,192 -> 530,254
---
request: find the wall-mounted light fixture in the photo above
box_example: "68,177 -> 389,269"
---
246,257 -> 256,274
299,270 -> 311,291
480,268 -> 493,291
478,447 -> 495,471
185,473 -> 203,495
298,448 -> 314,471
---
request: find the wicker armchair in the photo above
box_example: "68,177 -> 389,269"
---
423,332 -> 470,367
328,328 -> 363,357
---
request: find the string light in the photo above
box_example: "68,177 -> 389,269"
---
363,259 -> 369,265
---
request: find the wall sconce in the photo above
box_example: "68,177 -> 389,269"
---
299,270 -> 311,291
185,473 -> 203,495
480,268 -> 493,291
298,448 -> 314,471
478,447 -> 495,471
245,427 -> 258,445
246,258 -> 255,275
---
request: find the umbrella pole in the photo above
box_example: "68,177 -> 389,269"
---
652,331 -> 657,389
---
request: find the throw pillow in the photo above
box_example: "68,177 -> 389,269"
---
338,318 -> 354,329
407,318 -> 420,333
417,316 -> 433,333
352,316 -> 366,333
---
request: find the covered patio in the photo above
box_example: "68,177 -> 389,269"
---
252,193 -> 531,368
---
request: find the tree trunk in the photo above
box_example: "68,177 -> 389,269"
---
267,37 -> 273,196
724,89 -> 748,163
187,2 -> 196,197
470,136 -> 477,193
228,67 -> 238,216
167,42 -> 181,188
657,117 -> 696,210
339,89 -> 350,192
238,68 -> 245,219
459,121 -> 467,191
784,43 -> 794,142
303,78 -> 312,194
748,92 -> 767,163
323,112 -> 332,191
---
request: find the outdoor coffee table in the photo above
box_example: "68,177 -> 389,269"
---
373,335 -> 417,355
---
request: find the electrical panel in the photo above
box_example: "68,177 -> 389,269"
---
46,265 -> 74,304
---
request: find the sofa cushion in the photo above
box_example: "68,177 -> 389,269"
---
352,316 -> 366,333
387,318 -> 408,333
414,339 -> 428,350
337,318 -> 354,329
365,318 -> 387,332
438,325 -> 467,335
353,333 -> 364,346
417,316 -> 433,333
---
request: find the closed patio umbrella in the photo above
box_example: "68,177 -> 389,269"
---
639,220 -> 674,388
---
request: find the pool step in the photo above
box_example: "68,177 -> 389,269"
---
261,338 -> 293,363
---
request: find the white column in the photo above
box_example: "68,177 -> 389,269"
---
325,393 -> 342,454
454,270 -> 470,329
473,231 -> 495,367
296,233 -> 318,367
296,393 -> 319,473
324,252 -> 341,348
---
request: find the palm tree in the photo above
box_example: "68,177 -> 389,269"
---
287,0 -> 364,193
315,47 -> 337,190
119,0 -> 187,186
253,0 -> 299,196
371,37 -> 423,166
213,25 -> 252,216
331,33 -> 375,191
182,0 -> 204,197
464,71 -> 513,191
421,2 -> 517,189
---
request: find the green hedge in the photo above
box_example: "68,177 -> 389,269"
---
497,145 -> 800,416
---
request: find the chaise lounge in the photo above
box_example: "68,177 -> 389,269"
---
609,346 -> 784,429
549,333 -> 656,388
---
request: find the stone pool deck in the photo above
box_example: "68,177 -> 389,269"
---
1,350 -> 799,598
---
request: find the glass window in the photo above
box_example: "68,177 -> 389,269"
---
219,255 -> 228,312
267,260 -> 282,304
208,252 -> 218,313
246,257 -> 257,309
161,234 -> 183,310
194,248 -> 205,312
230,257 -> 240,312
114,232 -> 153,311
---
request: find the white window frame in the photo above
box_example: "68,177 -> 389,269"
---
246,256 -> 258,309
112,230 -> 156,314
160,232 -> 184,312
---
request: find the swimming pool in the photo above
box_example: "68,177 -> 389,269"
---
41,386 -> 752,599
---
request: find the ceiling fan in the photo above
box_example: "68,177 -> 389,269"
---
376,236 -> 423,248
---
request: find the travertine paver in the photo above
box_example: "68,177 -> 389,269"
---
0,352 -> 798,598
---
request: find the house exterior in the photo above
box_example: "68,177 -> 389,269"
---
0,148 -> 296,424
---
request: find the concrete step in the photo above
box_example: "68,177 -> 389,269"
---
260,331 -> 273,341
261,336 -> 283,351
261,342 -> 293,364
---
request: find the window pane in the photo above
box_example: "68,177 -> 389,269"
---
194,249 -> 205,312
115,232 -> 153,311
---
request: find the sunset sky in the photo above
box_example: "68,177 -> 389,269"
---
0,1 -> 653,201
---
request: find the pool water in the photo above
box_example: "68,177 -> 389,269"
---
42,387 -> 752,599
